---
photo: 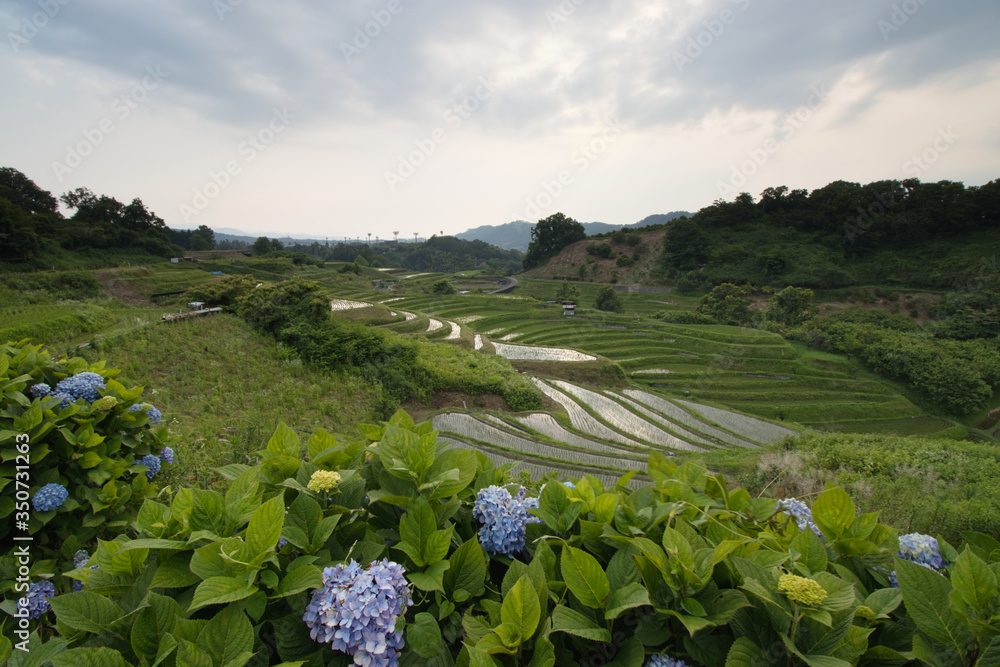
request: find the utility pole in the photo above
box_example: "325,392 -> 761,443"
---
413,232 -> 418,243
393,231 -> 399,244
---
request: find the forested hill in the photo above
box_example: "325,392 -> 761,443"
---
658,178 -> 1000,290
457,212 -> 690,251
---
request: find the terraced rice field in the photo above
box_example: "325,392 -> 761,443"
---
426,318 -> 444,332
492,342 -> 596,362
444,321 -> 461,339
331,299 -> 372,310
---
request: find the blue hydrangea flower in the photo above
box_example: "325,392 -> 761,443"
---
158,447 -> 174,465
71,550 -> 90,592
563,480 -> 576,489
53,371 -> 105,402
777,498 -> 823,537
644,655 -> 690,667
140,454 -> 161,480
898,533 -> 946,570
33,483 -> 69,512
129,402 -> 163,425
51,391 -> 75,409
473,485 -> 542,557
303,559 -> 412,667
18,581 -> 55,619
30,383 -> 51,398
277,537 -> 289,549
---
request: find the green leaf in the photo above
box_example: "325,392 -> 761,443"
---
189,576 -> 256,612
725,637 -> 765,667
561,545 -> 609,609
408,612 -> 443,658
49,648 -> 130,667
444,536 -> 487,598
607,635 -> 645,667
425,448 -> 477,499
863,587 -> 902,617
527,635 -> 556,667
895,557 -> 971,657
267,422 -> 300,458
48,592 -> 125,634
604,582 -> 651,620
131,592 -> 181,664
246,492 -> 285,555
790,528 -> 828,574
501,577 -> 541,640
811,487 -> 855,540
535,482 -> 582,534
952,547 -> 998,615
198,605 -> 254,667
276,565 -> 322,598
306,428 -> 338,460
176,639 -> 214,667
409,560 -> 449,593
550,605 -> 611,642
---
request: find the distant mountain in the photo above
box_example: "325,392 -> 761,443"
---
455,212 -> 691,251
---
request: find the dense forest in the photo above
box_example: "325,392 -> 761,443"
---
659,178 -> 1000,289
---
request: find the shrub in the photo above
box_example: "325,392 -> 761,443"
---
15,410 -> 1000,666
0,340 -> 172,607
586,243 -> 614,259
594,286 -> 624,313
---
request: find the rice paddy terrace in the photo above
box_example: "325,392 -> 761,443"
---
316,274 -> 957,481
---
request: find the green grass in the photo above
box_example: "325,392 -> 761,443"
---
78,314 -> 379,489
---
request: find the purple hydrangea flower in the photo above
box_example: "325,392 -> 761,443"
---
32,483 -> 69,512
645,654 -> 690,667
898,533 -> 946,570
30,383 -> 51,398
54,371 -> 105,402
777,498 -> 823,537
140,454 -> 161,480
473,485 -> 541,557
71,550 -> 90,592
158,447 -> 174,465
18,581 -> 55,619
51,391 -> 75,409
129,402 -> 163,425
303,559 -> 412,667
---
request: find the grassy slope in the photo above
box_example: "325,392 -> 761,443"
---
77,314 -> 378,488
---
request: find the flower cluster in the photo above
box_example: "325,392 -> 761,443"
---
472,485 -> 541,557
777,498 -> 823,537
898,532 -> 946,570
53,371 -> 106,402
303,559 -> 412,667
139,454 -> 161,480
32,483 -> 69,512
92,396 -> 118,411
777,574 -> 828,606
30,383 -> 51,398
129,402 -> 163,425
17,581 -> 55,619
644,654 -> 690,667
158,447 -> 175,465
308,470 -> 342,494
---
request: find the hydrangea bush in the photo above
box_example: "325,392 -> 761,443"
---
0,340 -> 173,622
4,405 -> 999,666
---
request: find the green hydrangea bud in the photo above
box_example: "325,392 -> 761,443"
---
854,605 -> 876,621
777,574 -> 828,606
308,470 -> 342,493
92,396 -> 118,411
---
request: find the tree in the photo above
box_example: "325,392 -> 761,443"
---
0,197 -> 42,259
253,236 -> 276,255
593,286 -> 623,313
660,218 -> 710,273
0,167 -> 58,215
431,279 -> 456,295
768,286 -> 816,326
555,280 -> 579,302
698,283 -> 752,325
190,225 -> 216,250
522,212 -> 586,270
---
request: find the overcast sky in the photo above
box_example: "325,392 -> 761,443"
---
3,0 -> 999,240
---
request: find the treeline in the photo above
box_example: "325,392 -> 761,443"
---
280,235 -> 522,274
660,177 -> 1000,289
0,167 -> 181,266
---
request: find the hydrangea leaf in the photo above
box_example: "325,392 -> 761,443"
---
561,545 -> 609,609
275,565 -> 322,598
895,557 -> 971,656
189,576 -> 256,612
266,423 -> 300,459
811,488 -> 855,541
246,492 -> 285,556
48,647 -> 130,667
605,582 -> 651,620
444,536 -> 487,598
198,605 -> 253,667
951,547 -> 997,615
790,528 -> 828,575
409,560 -> 449,593
408,612 -> 443,658
48,592 -> 125,635
550,604 -> 610,641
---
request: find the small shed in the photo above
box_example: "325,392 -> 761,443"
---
170,257 -> 180,263
562,301 -> 576,316
187,301 -> 206,310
